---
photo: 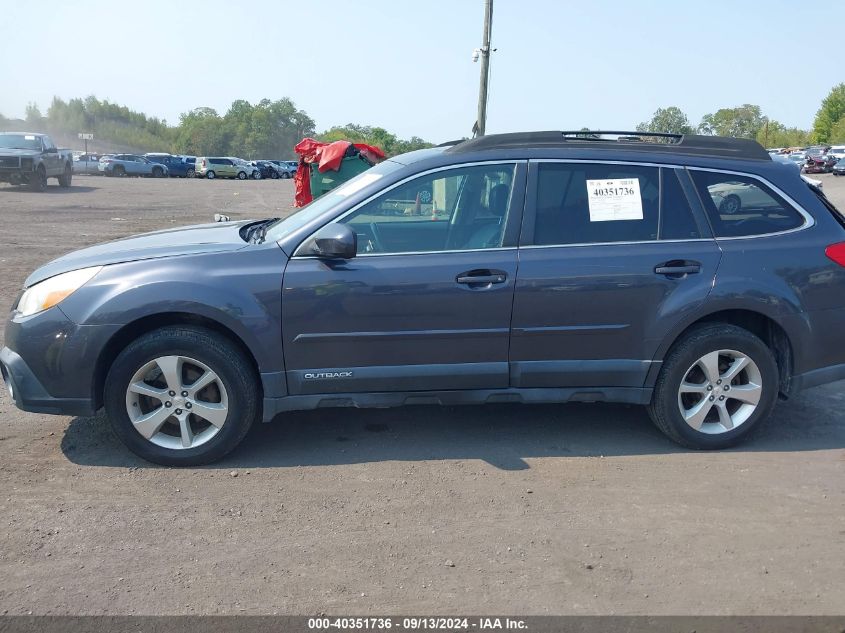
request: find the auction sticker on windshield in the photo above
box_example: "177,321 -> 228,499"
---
586,178 -> 643,222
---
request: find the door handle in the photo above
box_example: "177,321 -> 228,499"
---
456,269 -> 508,285
654,261 -> 701,276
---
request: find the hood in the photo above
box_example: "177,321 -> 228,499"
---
0,148 -> 41,157
25,220 -> 254,287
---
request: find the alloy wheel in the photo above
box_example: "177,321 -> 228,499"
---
677,349 -> 763,434
125,355 -> 229,450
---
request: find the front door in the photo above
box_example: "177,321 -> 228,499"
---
281,161 -> 526,395
510,161 -> 721,390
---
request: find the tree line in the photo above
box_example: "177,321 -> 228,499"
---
3,96 -> 434,158
635,83 -> 845,148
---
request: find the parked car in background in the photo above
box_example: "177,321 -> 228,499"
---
771,152 -> 822,188
144,153 -> 195,178
195,157 -> 250,180
833,159 -> 845,176
828,145 -> 845,160
268,160 -> 295,178
787,153 -> 806,167
72,153 -> 102,175
803,153 -> 837,174
229,158 -> 260,179
99,154 -> 169,178
251,161 -> 280,179
183,156 -> 196,174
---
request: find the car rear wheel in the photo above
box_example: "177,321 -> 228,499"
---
270,170 -> 279,179
237,171 -> 247,180
114,165 -> 126,177
647,324 -> 778,449
104,326 -> 260,466
152,166 -> 164,178
186,168 -> 195,178
206,170 -> 216,179
58,164 -> 72,188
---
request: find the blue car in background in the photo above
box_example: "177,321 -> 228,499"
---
144,153 -> 195,178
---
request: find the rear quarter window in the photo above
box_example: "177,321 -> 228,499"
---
690,170 -> 805,237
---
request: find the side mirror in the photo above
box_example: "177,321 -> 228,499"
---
308,224 -> 357,259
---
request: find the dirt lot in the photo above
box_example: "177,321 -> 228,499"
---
0,174 -> 844,615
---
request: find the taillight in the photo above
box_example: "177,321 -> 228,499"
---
201,159 -> 206,167
825,242 -> 845,267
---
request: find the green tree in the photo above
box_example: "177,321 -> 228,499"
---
25,103 -> 43,125
812,83 -> 845,143
828,116 -> 845,144
174,107 -> 226,156
636,106 -> 695,135
755,120 -> 810,148
698,104 -> 765,138
318,123 -> 432,156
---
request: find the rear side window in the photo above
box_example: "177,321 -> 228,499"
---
532,163 -> 659,245
690,170 -> 805,237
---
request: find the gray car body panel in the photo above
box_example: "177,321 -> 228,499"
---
5,141 -> 845,424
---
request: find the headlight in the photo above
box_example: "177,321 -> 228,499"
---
16,266 -> 102,317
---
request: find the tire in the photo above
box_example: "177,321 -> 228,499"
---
186,168 -> 195,178
152,166 -> 164,178
104,326 -> 260,466
206,170 -> 216,180
58,163 -> 72,188
647,323 -> 778,450
283,171 -> 292,179
270,170 -> 279,180
28,166 -> 47,192
237,171 -> 247,180
252,171 -> 261,180
718,194 -> 741,215
114,165 -> 126,177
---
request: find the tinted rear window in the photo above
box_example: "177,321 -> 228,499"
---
690,170 -> 805,237
532,162 -> 659,245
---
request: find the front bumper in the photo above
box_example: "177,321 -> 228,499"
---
1,346 -> 95,416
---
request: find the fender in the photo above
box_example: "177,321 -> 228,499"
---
58,247 -> 287,374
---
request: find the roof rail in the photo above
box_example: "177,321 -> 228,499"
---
445,131 -> 771,161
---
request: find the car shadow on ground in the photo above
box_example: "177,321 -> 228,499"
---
60,385 -> 845,470
0,185 -> 99,194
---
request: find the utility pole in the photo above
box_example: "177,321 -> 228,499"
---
474,0 -> 494,137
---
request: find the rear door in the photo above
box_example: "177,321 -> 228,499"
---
281,161 -> 526,395
510,161 -> 720,390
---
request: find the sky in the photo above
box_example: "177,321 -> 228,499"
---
0,0 -> 841,142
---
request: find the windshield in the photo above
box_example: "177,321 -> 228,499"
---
263,160 -> 404,243
0,133 -> 42,150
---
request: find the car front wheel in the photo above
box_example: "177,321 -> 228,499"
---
647,324 -> 778,450
104,326 -> 260,466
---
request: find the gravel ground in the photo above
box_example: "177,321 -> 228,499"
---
0,173 -> 843,615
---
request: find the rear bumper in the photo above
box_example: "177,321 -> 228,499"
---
1,346 -> 95,416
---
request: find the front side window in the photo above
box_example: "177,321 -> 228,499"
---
532,163 -> 660,245
690,170 -> 805,237
340,163 -> 516,254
